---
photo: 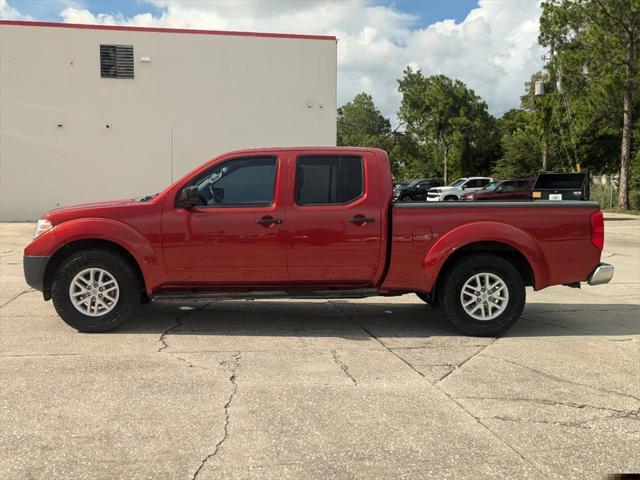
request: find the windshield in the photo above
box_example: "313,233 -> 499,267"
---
449,178 -> 467,187
482,182 -> 498,192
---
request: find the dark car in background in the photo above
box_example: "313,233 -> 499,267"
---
461,178 -> 534,201
394,178 -> 443,201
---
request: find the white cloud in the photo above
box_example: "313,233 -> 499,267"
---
2,0 -> 544,121
0,0 -> 32,20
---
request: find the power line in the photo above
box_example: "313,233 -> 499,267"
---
552,106 -> 574,171
557,64 -> 581,168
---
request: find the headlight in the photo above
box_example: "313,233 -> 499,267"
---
33,219 -> 53,239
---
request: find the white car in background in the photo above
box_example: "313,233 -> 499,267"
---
427,177 -> 493,202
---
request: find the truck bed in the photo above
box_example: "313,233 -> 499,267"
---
381,201 -> 602,294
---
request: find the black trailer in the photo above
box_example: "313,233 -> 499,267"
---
531,172 -> 590,201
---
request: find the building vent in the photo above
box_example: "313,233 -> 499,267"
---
100,45 -> 134,79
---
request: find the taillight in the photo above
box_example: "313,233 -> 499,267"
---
591,211 -> 604,250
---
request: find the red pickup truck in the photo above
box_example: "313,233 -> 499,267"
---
24,147 -> 613,336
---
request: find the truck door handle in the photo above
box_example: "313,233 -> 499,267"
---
256,216 -> 283,226
348,216 -> 375,224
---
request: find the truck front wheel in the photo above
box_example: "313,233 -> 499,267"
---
51,249 -> 141,333
439,254 -> 525,336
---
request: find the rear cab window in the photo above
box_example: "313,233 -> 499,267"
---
295,156 -> 364,205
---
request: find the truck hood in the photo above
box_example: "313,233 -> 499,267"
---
43,198 -> 140,223
429,186 -> 456,193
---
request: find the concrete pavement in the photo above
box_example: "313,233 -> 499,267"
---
1,214 -> 638,479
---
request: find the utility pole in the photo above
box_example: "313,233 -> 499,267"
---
534,78 -> 547,171
537,44 -> 555,172
440,132 -> 448,184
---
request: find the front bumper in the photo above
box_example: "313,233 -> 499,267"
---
588,263 -> 614,286
23,256 -> 50,292
426,196 -> 441,202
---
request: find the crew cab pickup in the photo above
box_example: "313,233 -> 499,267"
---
427,177 -> 493,202
24,147 -> 613,336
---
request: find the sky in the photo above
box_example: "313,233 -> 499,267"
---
0,0 -> 545,122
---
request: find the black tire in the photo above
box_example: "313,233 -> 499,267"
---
444,195 -> 458,202
401,194 -> 412,202
438,254 -> 525,336
416,292 -> 438,307
51,249 -> 141,332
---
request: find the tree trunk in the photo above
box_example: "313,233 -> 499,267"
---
443,143 -> 449,185
440,132 -> 448,184
617,39 -> 633,210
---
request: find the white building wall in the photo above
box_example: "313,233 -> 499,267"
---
0,22 -> 337,220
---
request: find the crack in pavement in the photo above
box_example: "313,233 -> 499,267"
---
172,355 -> 212,370
331,349 -> 357,386
389,344 -> 490,350
192,353 -> 241,480
489,408 -> 640,429
157,304 -> 209,353
482,354 -> 640,403
436,339 -> 497,382
458,396 -> 640,416
328,301 -> 426,380
0,288 -> 34,309
326,300 -> 551,479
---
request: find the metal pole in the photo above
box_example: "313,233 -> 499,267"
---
609,175 -> 613,209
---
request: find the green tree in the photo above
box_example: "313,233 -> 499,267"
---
397,69 -> 500,183
540,0 -> 640,208
493,109 -> 544,179
337,92 -> 425,180
337,93 -> 392,148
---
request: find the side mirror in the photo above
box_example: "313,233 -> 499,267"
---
177,186 -> 202,209
497,186 -> 504,192
460,185 -> 466,190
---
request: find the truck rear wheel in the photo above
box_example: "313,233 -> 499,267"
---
439,254 -> 525,336
51,249 -> 141,332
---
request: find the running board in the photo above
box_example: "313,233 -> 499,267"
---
152,289 -> 379,303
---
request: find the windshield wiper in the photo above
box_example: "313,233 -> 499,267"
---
139,193 -> 158,202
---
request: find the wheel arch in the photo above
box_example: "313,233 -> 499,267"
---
434,241 -> 535,297
424,222 -> 551,295
43,238 -> 148,301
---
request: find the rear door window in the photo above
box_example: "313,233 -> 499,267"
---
296,156 -> 364,205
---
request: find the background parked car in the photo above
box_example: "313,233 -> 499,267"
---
427,177 -> 493,202
461,178 -> 534,201
394,178 -> 443,201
